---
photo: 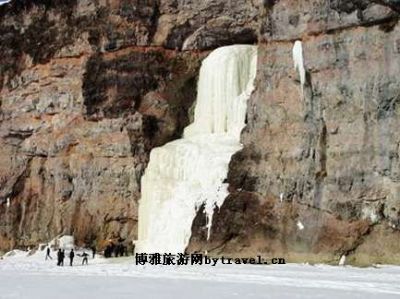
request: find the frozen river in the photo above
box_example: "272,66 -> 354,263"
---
1,252 -> 400,299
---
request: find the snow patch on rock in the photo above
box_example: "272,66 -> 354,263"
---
297,220 -> 305,231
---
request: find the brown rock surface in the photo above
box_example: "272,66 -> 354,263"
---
0,0 -> 259,250
189,0 -> 400,265
0,0 -> 201,249
1,0 -> 400,265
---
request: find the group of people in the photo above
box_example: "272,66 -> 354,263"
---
104,242 -> 127,258
46,246 -> 91,266
44,240 -> 128,265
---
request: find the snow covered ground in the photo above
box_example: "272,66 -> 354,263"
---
1,251 -> 400,299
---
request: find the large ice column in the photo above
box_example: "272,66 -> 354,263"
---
137,45 -> 258,254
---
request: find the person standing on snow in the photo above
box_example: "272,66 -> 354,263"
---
81,252 -> 89,265
91,246 -> 96,259
60,249 -> 65,266
57,249 -> 62,266
45,245 -> 52,260
69,249 -> 75,266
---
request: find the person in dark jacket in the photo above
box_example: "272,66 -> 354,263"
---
91,246 -> 96,259
45,245 -> 52,260
81,252 -> 89,265
69,249 -> 75,266
57,249 -> 62,266
60,250 -> 65,266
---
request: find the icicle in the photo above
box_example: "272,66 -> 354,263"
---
137,45 -> 258,253
292,40 -> 306,96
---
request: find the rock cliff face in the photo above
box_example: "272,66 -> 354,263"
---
189,0 -> 400,265
0,0 -> 259,250
1,0 -> 400,265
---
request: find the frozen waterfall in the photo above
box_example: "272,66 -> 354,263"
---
137,45 -> 258,254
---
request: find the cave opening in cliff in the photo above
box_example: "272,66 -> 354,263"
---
136,45 -> 258,253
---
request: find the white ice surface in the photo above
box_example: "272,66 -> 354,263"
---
57,235 -> 74,250
1,254 -> 400,299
